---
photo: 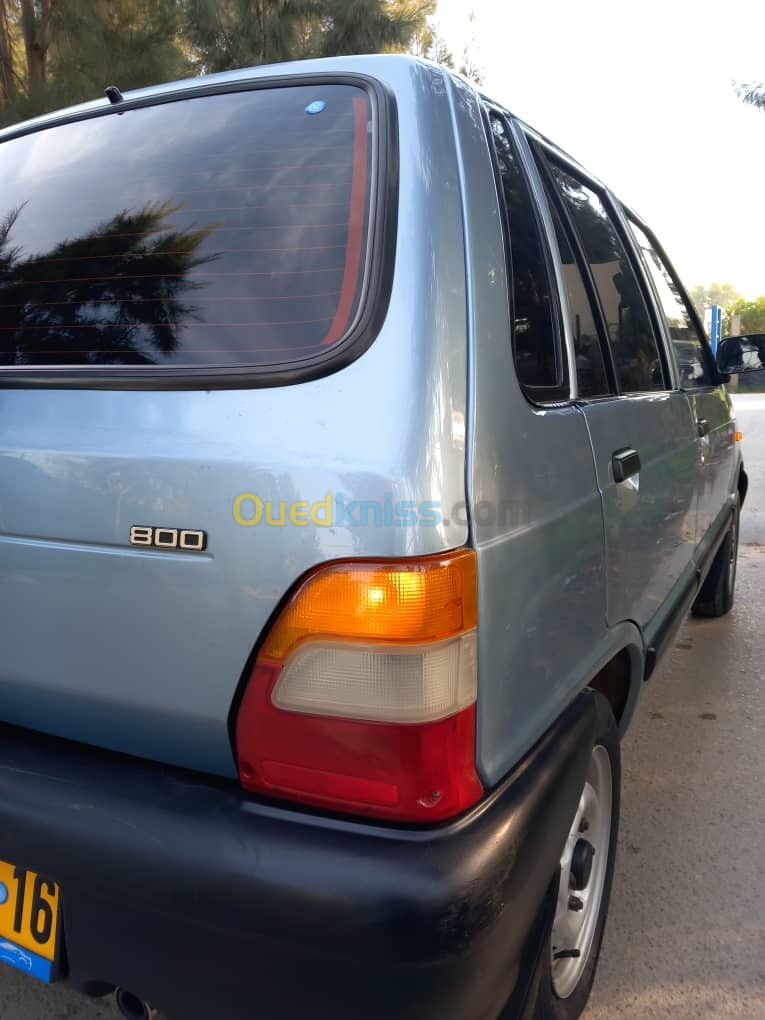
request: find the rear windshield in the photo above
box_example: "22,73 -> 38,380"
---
0,84 -> 375,370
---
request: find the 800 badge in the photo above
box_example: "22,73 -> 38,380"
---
129,526 -> 207,551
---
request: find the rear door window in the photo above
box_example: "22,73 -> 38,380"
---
628,219 -> 712,388
547,201 -> 610,399
0,83 -> 378,371
548,164 -> 666,394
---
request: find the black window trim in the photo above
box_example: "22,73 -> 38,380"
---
528,138 -> 618,398
621,206 -> 721,390
534,140 -> 674,399
0,72 -> 398,391
481,103 -> 571,405
604,192 -> 676,393
509,119 -> 579,403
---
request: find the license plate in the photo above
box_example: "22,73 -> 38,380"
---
0,859 -> 61,982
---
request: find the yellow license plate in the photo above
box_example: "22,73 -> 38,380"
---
0,859 -> 61,982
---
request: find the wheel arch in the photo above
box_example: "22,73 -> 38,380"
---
584,628 -> 644,736
738,463 -> 748,507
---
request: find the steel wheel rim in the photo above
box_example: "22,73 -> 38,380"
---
550,743 -> 612,999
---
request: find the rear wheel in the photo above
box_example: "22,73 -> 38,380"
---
692,495 -> 740,618
532,692 -> 620,1019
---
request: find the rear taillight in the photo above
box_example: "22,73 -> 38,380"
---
235,549 -> 483,822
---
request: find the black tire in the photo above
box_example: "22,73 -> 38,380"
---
692,495 -> 740,618
530,692 -> 620,1020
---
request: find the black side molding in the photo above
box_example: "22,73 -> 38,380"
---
644,506 -> 733,681
644,572 -> 698,682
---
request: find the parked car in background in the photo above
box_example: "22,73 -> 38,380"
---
0,55 -> 761,1020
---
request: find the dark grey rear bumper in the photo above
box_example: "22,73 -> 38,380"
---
0,694 -> 597,1020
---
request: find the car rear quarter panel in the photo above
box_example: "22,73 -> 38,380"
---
447,77 -> 614,786
0,58 -> 471,776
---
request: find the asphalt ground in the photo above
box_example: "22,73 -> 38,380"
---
586,393 -> 765,1018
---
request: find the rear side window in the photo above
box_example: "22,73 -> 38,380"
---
0,83 -> 378,371
488,112 -> 567,400
549,165 -> 666,394
628,219 -> 711,388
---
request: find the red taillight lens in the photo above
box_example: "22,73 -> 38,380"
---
235,551 -> 484,822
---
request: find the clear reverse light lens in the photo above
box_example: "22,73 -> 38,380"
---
271,630 -> 477,724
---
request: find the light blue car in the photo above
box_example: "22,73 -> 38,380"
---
0,54 -> 761,1020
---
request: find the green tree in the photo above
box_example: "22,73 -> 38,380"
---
689,282 -> 741,318
0,0 -> 63,123
689,283 -> 741,336
0,0 -> 18,101
19,0 -> 55,93
732,296 -> 765,334
0,201 -> 215,364
409,14 -> 450,64
0,0 -> 191,127
0,0 -> 482,129
184,0 -> 317,72
734,81 -> 765,112
318,0 -> 432,57
184,0 -> 434,73
409,8 -> 482,84
50,0 -> 189,108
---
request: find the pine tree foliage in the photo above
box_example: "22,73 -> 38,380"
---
0,0 -> 472,128
735,81 -> 765,112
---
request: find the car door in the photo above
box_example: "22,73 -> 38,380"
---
625,215 -> 738,551
534,149 -> 699,631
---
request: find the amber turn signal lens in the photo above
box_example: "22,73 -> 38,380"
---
734,431 -> 743,442
258,548 -> 478,664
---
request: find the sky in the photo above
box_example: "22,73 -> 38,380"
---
436,0 -> 765,300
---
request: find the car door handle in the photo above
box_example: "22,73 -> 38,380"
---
612,447 -> 641,483
696,418 -> 710,438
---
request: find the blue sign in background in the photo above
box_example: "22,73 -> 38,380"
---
710,305 -> 723,354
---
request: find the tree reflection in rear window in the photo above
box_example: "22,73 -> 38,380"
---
0,84 -> 374,369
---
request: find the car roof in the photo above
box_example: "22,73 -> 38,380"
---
0,53 -> 631,222
0,54 -> 447,143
